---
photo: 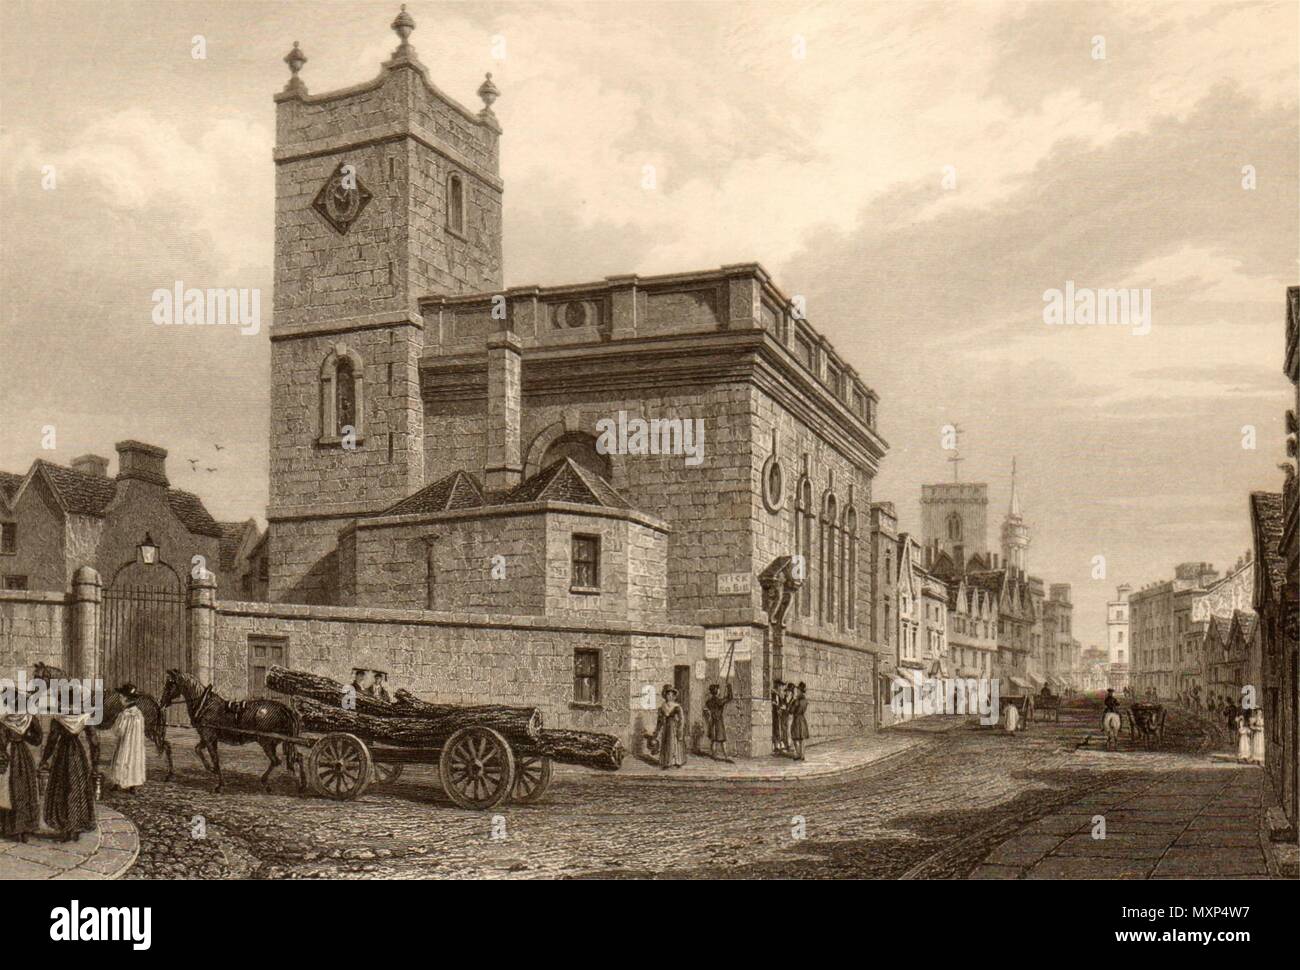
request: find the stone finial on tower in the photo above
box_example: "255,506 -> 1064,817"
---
392,5 -> 416,52
283,41 -> 307,94
477,72 -> 502,131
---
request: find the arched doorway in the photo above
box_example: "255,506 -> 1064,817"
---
101,558 -> 188,725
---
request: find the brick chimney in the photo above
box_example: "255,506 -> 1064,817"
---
484,332 -> 523,491
115,440 -> 169,487
71,454 -> 110,478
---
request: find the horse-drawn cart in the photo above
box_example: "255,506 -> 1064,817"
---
1032,693 -> 1061,723
161,666 -> 621,809
222,723 -> 553,809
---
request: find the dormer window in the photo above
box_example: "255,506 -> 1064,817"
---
447,172 -> 465,235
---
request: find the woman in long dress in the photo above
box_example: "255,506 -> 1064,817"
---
40,712 -> 98,841
1,712 -> 43,842
1249,707 -> 1265,765
650,685 -> 686,769
108,685 -> 147,792
1236,707 -> 1252,763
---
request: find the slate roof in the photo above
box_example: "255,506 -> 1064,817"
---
0,471 -> 23,506
0,460 -> 224,538
217,521 -> 249,571
497,458 -> 631,509
381,471 -> 485,516
1248,491 -> 1285,598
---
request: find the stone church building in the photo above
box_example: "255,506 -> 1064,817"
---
257,9 -> 887,755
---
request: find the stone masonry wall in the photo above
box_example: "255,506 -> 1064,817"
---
212,602 -> 702,748
781,632 -> 877,742
0,591 -> 70,683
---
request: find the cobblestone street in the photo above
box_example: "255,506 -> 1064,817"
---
88,700 -> 1280,880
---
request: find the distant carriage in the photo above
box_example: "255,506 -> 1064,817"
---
1032,693 -> 1061,723
1128,702 -> 1166,747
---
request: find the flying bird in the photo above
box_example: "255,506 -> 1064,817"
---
213,443 -> 225,451
206,467 -> 217,473
187,458 -> 199,470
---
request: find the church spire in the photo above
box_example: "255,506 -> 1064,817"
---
1009,456 -> 1022,517
1001,456 -> 1029,573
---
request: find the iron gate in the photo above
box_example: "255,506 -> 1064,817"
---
101,560 -> 188,726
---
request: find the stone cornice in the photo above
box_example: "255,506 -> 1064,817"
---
347,499 -> 671,536
270,309 -> 424,342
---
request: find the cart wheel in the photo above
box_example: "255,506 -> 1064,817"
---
372,762 -> 404,785
439,727 -> 515,810
307,732 -> 372,801
511,755 -> 553,804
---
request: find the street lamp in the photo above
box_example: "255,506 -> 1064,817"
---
137,532 -> 159,565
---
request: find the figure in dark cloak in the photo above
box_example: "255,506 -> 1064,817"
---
1,712 -> 43,842
40,711 -> 99,841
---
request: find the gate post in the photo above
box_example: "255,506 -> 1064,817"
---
187,569 -> 217,687
71,566 -> 102,683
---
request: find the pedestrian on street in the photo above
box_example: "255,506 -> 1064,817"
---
1224,700 -> 1239,746
1248,707 -> 1265,765
781,682 -> 796,753
0,707 -> 43,843
648,685 -> 686,769
771,679 -> 787,754
107,684 -> 147,793
789,682 -> 809,761
1004,699 -> 1020,734
703,682 -> 735,763
40,689 -> 99,843
1237,705 -> 1252,763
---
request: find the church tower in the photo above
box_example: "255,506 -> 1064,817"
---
920,482 -> 989,569
1000,458 -> 1030,573
267,6 -> 504,602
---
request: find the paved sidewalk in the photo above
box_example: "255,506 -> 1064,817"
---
557,716 -> 970,786
0,807 -> 139,880
968,762 -> 1273,879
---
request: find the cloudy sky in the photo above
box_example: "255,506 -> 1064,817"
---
1,0 -> 1296,645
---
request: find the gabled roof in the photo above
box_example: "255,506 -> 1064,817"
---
382,470 -> 485,516
496,458 -> 630,509
1248,491 -> 1285,602
0,471 -> 23,507
1203,613 -> 1232,648
0,459 -> 224,538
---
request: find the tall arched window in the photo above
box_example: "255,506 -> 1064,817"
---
320,345 -> 365,443
947,512 -> 962,541
821,492 -> 837,625
447,172 -> 465,234
336,358 -> 356,434
844,507 -> 858,631
798,478 -> 813,617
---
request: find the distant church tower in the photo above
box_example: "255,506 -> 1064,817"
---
1000,458 -> 1030,572
920,482 -> 989,567
267,7 -> 504,602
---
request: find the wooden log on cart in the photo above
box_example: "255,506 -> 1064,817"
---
521,728 -> 625,772
266,667 -> 542,741
291,696 -> 543,748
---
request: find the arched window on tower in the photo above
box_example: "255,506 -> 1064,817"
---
947,512 -> 962,542
320,345 -> 365,443
447,172 -> 465,235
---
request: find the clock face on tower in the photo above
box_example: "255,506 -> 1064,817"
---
312,161 -> 373,235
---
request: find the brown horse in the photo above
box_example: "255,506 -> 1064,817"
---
30,662 -> 174,781
160,669 -> 303,793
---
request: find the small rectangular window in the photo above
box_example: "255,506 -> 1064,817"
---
573,649 -> 601,705
571,534 -> 600,590
3,575 -> 28,590
0,522 -> 15,554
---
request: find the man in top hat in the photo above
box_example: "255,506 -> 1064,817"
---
789,682 -> 810,761
771,679 -> 787,754
107,684 -> 147,793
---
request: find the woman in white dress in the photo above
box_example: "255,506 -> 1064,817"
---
1248,707 -> 1265,766
108,685 -> 147,792
1236,706 -> 1252,764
